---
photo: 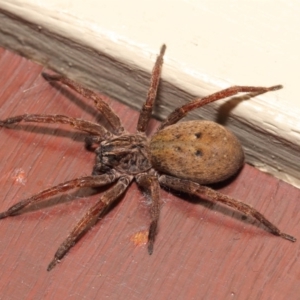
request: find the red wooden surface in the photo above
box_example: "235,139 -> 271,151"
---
0,48 -> 299,299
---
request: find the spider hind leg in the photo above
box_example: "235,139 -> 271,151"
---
159,175 -> 296,243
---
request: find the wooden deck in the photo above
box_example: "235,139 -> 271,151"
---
0,47 -> 299,299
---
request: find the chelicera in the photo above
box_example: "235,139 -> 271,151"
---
0,45 -> 296,271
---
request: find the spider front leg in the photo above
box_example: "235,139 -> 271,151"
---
42,73 -> 124,135
159,175 -> 296,242
136,173 -> 161,254
160,85 -> 282,129
47,175 -> 132,271
0,114 -> 112,139
0,172 -> 119,219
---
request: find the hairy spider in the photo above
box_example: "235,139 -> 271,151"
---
0,45 -> 296,271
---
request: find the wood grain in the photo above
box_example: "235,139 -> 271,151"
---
0,48 -> 299,300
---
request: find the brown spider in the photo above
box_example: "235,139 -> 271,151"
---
0,45 -> 296,271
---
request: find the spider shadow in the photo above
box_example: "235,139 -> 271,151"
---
215,90 -> 271,125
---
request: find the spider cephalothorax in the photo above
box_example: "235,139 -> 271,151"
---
0,45 -> 295,271
96,134 -> 151,175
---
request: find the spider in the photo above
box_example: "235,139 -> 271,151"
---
0,45 -> 296,271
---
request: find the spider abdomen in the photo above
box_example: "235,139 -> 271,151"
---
149,120 -> 244,184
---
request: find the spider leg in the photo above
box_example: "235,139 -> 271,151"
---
136,173 -> 161,254
42,73 -> 124,135
85,135 -> 104,150
47,175 -> 132,271
160,85 -> 282,129
159,175 -> 296,242
0,114 -> 112,138
0,172 -> 119,219
137,44 -> 166,132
